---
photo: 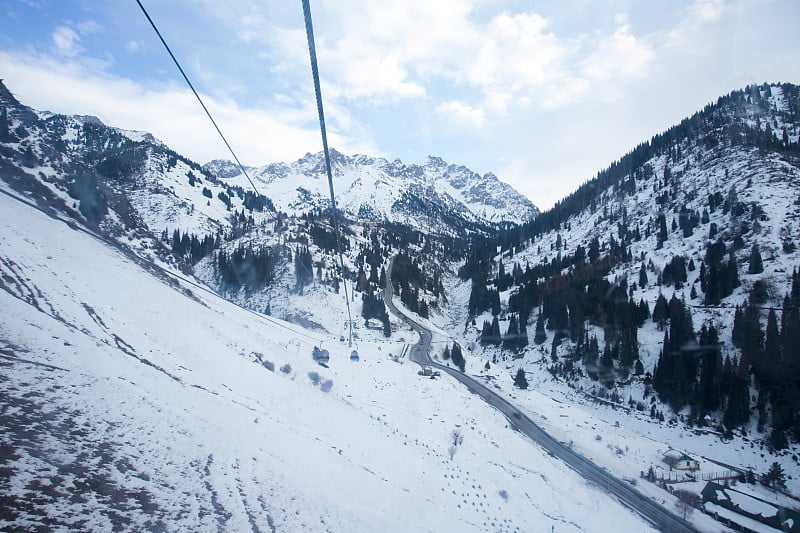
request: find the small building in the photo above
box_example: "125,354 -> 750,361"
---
701,481 -> 800,533
663,450 -> 700,471
675,454 -> 700,471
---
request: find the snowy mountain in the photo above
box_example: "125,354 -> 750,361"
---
0,80 -> 276,271
0,164 -> 656,532
4,76 -> 800,532
452,83 -> 800,481
203,150 -> 539,230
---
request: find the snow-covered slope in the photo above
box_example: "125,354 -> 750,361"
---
0,187 -> 653,531
0,79 -> 275,271
204,150 -> 539,230
440,83 -> 800,500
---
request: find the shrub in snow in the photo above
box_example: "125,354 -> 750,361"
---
320,379 -> 333,393
308,371 -> 320,386
262,360 -> 275,372
280,363 -> 291,375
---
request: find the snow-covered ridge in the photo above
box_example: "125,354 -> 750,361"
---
203,149 -> 539,229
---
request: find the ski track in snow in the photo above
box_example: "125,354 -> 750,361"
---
0,189 -> 659,531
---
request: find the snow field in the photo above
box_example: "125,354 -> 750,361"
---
0,189 -> 655,531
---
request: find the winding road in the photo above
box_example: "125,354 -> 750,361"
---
383,257 -> 698,533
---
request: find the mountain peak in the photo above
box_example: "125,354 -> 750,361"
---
0,79 -> 21,107
205,151 -> 538,229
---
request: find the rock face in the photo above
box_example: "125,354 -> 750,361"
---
204,150 -> 540,232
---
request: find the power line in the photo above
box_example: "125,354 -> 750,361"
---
134,0 -> 262,197
301,0 -> 355,347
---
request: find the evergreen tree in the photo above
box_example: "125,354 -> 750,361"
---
480,320 -> 493,346
534,311 -> 547,345
583,335 -> 599,368
740,303 -> 764,370
652,293 -> 669,326
763,308 -> 780,379
490,316 -> 502,347
639,262 -> 648,288
761,462 -> 786,490
723,359 -> 750,430
451,342 -> 465,371
637,299 -> 650,325
748,243 -> 764,274
514,368 -> 529,389
588,237 -> 600,263
656,213 -> 669,249
698,324 -> 723,416
518,317 -> 529,352
294,246 -> 314,290
504,314 -> 520,352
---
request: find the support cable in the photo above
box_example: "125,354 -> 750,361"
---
301,0 -> 354,347
135,0 -> 262,197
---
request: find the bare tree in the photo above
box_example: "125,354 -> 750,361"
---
673,490 -> 698,520
451,429 -> 464,447
448,429 -> 464,460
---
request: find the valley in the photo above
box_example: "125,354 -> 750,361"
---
1,79 -> 800,532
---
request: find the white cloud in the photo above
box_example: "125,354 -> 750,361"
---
435,100 -> 485,128
581,23 -> 654,89
125,40 -> 141,54
0,50 -> 377,166
75,20 -> 103,35
52,26 -> 81,57
688,0 -> 726,23
51,20 -> 104,58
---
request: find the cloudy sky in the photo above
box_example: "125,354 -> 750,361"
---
1,0 -> 798,209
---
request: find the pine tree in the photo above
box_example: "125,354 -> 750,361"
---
451,342 -> 465,371
534,311 -> 547,345
740,303 -> 764,370
763,308 -> 780,376
652,293 -> 668,326
761,462 -> 786,490
657,213 -> 669,248
723,359 -> 750,430
639,262 -> 648,288
517,317 -> 529,352
480,320 -> 493,346
748,243 -> 764,274
698,324 -> 722,416
504,315 -> 519,351
490,316 -> 502,347
514,368 -> 529,389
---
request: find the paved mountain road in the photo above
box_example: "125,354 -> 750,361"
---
383,256 -> 698,533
